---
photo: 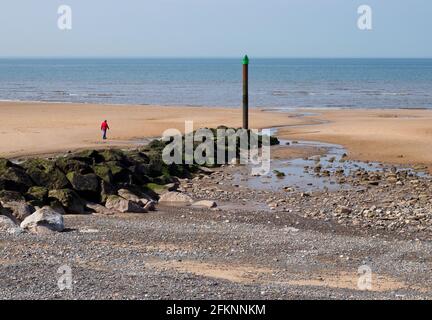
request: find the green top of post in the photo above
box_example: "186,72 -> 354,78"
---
242,55 -> 249,65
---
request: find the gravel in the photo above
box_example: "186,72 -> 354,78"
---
1,160 -> 432,299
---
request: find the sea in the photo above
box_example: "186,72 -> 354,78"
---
1,58 -> 431,109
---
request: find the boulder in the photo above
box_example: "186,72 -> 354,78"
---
144,200 -> 157,211
152,175 -> 174,186
147,139 -> 167,151
93,164 -> 114,184
55,158 -> 92,175
165,182 -> 179,192
125,150 -> 150,164
101,149 -> 127,163
0,167 -> 34,192
0,215 -> 21,234
48,189 -> 86,214
23,159 -> 70,190
192,200 -> 217,209
131,163 -> 152,177
128,166 -> 151,185
2,201 -> 35,222
159,192 -> 193,205
0,158 -> 14,173
105,161 -> 131,183
105,195 -> 147,213
100,180 -> 115,204
50,200 -> 66,215
66,172 -> 100,201
0,190 -> 25,203
118,188 -> 156,206
85,202 -> 115,215
146,151 -> 165,177
20,206 -> 64,234
71,150 -> 104,164
145,183 -> 167,196
25,186 -> 48,207
118,189 -> 141,203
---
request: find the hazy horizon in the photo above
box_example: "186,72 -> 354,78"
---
2,57 -> 432,60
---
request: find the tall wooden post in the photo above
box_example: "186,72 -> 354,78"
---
242,55 -> 249,129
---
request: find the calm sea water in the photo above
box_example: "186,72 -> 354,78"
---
0,58 -> 431,109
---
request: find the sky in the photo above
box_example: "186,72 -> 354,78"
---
0,0 -> 431,58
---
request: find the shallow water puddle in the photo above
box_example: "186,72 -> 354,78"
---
235,139 -> 428,193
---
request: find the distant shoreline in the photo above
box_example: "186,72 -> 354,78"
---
0,99 -> 430,111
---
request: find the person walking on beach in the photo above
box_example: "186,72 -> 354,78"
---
101,120 -> 109,140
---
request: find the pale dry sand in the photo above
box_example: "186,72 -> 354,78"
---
0,101 -> 309,158
2,102 -> 432,171
278,108 -> 432,171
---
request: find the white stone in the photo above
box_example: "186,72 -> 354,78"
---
192,200 -> 217,208
20,206 -> 64,234
159,192 -> 193,205
105,196 -> 147,213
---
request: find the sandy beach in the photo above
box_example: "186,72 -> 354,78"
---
278,108 -> 432,170
1,101 -> 432,170
0,101 -> 310,159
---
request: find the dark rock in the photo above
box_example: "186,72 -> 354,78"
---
66,172 -> 100,201
0,167 -> 34,193
273,170 -> 285,178
25,186 -> 49,207
0,190 -> 25,203
93,164 -> 114,184
49,200 -> 67,215
148,139 -> 167,151
23,159 -> 70,190
71,150 -> 104,164
125,150 -> 150,164
144,200 -> 157,211
48,189 -> 86,214
104,162 -> 130,183
101,149 -> 128,163
100,180 -> 115,204
55,158 -> 93,174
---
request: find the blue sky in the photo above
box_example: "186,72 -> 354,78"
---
0,0 -> 431,58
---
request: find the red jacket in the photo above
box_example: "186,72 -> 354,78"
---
101,122 -> 109,130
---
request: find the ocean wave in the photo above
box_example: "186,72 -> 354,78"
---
86,93 -> 114,98
272,90 -> 315,96
357,90 -> 412,96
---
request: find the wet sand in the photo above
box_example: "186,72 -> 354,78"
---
277,108 -> 432,171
